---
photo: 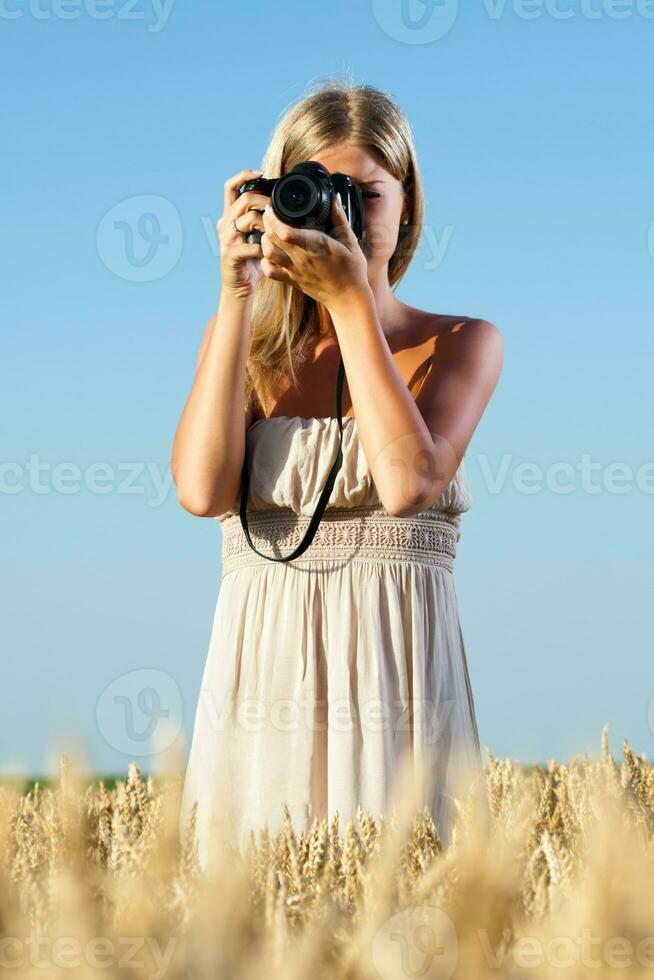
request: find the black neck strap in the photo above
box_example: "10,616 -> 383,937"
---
239,355 -> 346,562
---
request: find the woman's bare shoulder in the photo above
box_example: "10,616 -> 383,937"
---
419,312 -> 504,400
397,306 -> 503,389
400,303 -> 500,343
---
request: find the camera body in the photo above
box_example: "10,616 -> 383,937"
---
236,160 -> 366,246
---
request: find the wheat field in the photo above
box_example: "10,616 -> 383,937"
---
1,724 -> 653,979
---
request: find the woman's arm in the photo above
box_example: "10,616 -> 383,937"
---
169,292 -> 255,517
329,289 -> 504,517
170,167 -> 268,517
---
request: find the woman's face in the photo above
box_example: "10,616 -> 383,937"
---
310,141 -> 408,279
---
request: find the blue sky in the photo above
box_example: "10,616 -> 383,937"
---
1,0 -> 653,777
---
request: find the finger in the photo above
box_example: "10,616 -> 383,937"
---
223,168 -> 263,214
260,231 -> 293,266
262,208 -> 337,257
329,193 -> 356,246
220,240 -> 263,262
229,190 -> 270,219
223,208 -> 265,244
261,257 -> 295,284
261,204 -> 298,240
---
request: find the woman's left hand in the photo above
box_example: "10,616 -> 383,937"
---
259,194 -> 370,310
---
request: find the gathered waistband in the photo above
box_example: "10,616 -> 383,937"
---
219,506 -> 461,574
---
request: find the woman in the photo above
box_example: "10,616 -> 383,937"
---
173,81 -> 503,865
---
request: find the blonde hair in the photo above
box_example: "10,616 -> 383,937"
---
245,78 -> 425,417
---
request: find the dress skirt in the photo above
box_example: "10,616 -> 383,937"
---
179,416 -> 486,864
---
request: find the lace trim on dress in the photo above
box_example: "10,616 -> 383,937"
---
220,506 -> 461,574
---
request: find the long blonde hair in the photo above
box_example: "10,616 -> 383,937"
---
245,79 -> 425,417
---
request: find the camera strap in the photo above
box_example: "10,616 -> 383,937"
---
239,355 -> 346,562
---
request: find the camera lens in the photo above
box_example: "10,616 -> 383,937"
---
279,180 -> 310,213
274,174 -> 321,220
276,176 -> 318,218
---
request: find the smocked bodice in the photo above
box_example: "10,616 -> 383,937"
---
215,416 -> 473,522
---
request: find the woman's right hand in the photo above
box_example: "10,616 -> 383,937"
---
217,169 -> 269,300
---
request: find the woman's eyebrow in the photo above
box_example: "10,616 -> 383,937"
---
360,179 -> 386,186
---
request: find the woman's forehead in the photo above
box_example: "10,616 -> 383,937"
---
312,142 -> 391,177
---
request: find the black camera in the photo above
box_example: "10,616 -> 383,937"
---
236,161 -> 366,246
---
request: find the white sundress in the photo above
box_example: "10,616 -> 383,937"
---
179,415 -> 485,864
